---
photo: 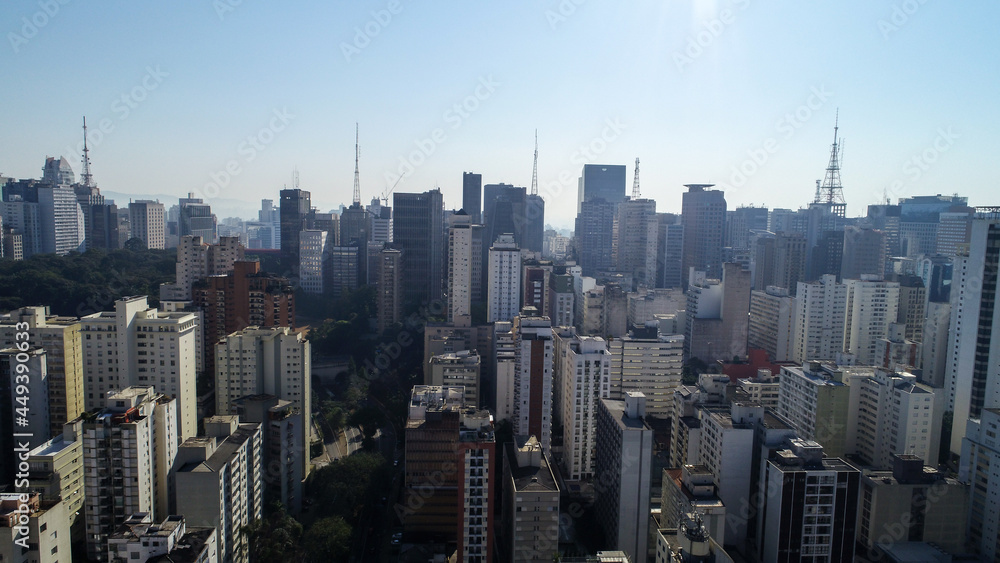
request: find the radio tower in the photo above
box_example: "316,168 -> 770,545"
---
81,116 -> 94,187
353,123 -> 361,205
815,111 -> 847,217
530,129 -> 538,196
632,157 -> 640,199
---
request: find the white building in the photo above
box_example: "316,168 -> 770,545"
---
128,200 -> 165,250
428,350 -> 481,407
777,362 -> 851,458
214,326 -> 310,441
595,393 -> 653,563
513,314 -> 554,451
748,286 -> 795,362
1,347 -> 49,448
501,436 -> 560,563
173,416 -> 261,563
960,408 -> 1000,561
607,326 -> 684,419
81,296 -> 199,441
83,387 -> 178,562
160,235 -> 244,301
843,276 -> 900,366
792,274 -> 847,363
488,234 -> 522,323
0,493 -> 71,563
557,334 -> 610,480
298,229 -> 327,294
108,514 -> 218,563
493,322 -> 516,423
447,212 -> 475,324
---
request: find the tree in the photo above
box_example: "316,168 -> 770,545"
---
123,237 -> 147,251
302,517 -> 351,562
243,505 -> 304,563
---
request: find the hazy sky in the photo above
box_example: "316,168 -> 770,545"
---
3,1 -> 998,228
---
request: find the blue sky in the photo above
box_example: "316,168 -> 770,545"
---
2,1 -> 998,228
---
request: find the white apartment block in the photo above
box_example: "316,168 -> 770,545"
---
160,235 -> 244,301
83,387 -> 178,562
513,315 -> 554,451
298,229 -> 327,294
428,350 -> 481,407
607,328 -> 684,419
960,408 -> 1000,561
735,371 -> 781,409
448,212 -> 475,324
843,277 -> 900,365
488,234 -> 522,323
792,274 -> 847,363
748,287 -> 795,362
777,362 -> 851,458
214,326 -> 310,440
493,322 -> 516,423
129,200 -> 165,250
0,493 -> 71,563
81,296 -> 199,441
558,334 -> 610,480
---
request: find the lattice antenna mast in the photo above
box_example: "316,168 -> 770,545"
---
81,116 -> 94,187
292,167 -> 299,189
530,129 -> 538,196
819,110 -> 846,206
632,157 -> 640,199
353,122 -> 361,205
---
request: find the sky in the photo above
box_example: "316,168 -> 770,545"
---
2,1 -> 998,229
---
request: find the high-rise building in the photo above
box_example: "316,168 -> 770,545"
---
214,326 -> 310,440
83,387 -> 178,562
279,188 -> 310,273
522,193 -> 545,253
462,172 -> 482,223
684,263 -> 751,363
377,247 -> 403,332
754,231 -> 807,295
576,164 -> 626,214
554,333 -> 610,480
128,200 -> 165,250
297,229 -> 327,294
178,193 -> 217,243
522,262 -> 551,317
748,286 -> 795,362
726,205 -> 770,251
791,274 -> 847,363
960,408 -> 1000,560
233,395 -> 306,515
574,198 -> 616,277
595,393 -> 653,562
613,198 -> 658,288
607,325 -> 683,419
758,439 -> 860,563
656,213 -> 685,289
921,300 -> 951,388
447,211 -> 477,324
367,197 -> 392,244
173,416 -> 262,563
0,493 -> 72,563
80,296 -> 198,441
936,209 -> 974,256
0,347 -> 49,478
501,436 -> 559,563
41,156 -> 75,185
548,273 -> 576,327
403,386 -> 494,562
898,195 -> 968,257
681,184 -> 727,287
428,350 -> 480,407
394,189 -> 444,307
488,234 -> 521,324
339,202 -> 370,283
659,465 -> 727,545
841,226 -> 886,280
777,362 -> 851,457
513,313 -> 554,451
25,420 -> 85,542
2,179 -> 86,256
159,235 -> 245,301
843,277 -> 900,365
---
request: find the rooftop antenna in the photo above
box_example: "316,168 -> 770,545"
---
815,109 -> 847,217
353,122 -> 361,205
632,157 -> 640,199
530,129 -> 538,196
292,167 -> 299,190
81,116 -> 94,187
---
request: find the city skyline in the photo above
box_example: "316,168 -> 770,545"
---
3,2 -> 998,228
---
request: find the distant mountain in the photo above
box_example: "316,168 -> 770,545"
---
101,190 -> 261,220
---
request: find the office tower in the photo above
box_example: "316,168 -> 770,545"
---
791,274 -> 847,363
575,198 -> 616,277
178,193 -> 217,243
0,347 -> 49,482
324,244 -> 360,295
656,213 -> 685,289
595,393 -> 653,562
845,369 -> 942,469
233,395 -> 306,515
2,179 -> 86,256
0,307 -> 84,437
128,200 -> 165,250
83,387 -> 178,562
26,421 -> 85,542
258,199 -> 277,223
523,193 -> 545,253
501,436 -> 559,563
493,321 -> 517,422
548,273 -> 575,327
173,416 -> 262,563
214,327 -> 310,441
960,408 -> 1000,560
898,195 -> 969,257
41,156 -> 75,185
394,189 -> 445,307
513,313 -> 554,451
660,465 -> 727,544
921,300 -> 951,388
843,277 -> 900,365
607,325 -> 683,419
857,455 -> 968,559
841,225 -> 886,280
447,211 -> 476,324
681,184 -> 727,286
0,493 -> 72,563
726,205 -> 769,251
377,247 -> 403,332
758,439 -> 860,563
428,350 -> 481,407
488,234 -> 521,323
339,202 -> 370,283
748,286 -> 794,362
462,172 -> 482,223
946,214 -> 1000,457
613,198 -> 658,288
80,297 -> 198,440
763,231 -> 807,295
777,362 -> 851,457
88,199 -> 120,250
602,282 -> 628,338
579,286 -> 605,336
522,263 -> 550,317
576,164 -> 626,214
555,333 -> 610,479
191,260 -> 295,373
892,273 -> 926,343
936,209 -> 974,256
367,197 -> 393,246
684,263 -> 752,363
279,188 -> 311,272
867,202 -> 902,262
297,229 -> 327,294
159,235 -> 245,301
403,386 -> 494,562
73,182 -> 103,251
108,514 -> 217,563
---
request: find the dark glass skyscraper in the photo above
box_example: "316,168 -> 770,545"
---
681,184 -> 727,287
394,189 -> 444,307
577,164 -> 626,214
280,188 -> 311,273
462,172 -> 482,224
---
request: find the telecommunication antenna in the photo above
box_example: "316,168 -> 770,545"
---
632,157 -> 641,199
353,123 -> 361,205
530,129 -> 538,196
81,117 -> 94,187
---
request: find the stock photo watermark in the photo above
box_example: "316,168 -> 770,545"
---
673,0 -> 752,72
7,0 -> 71,53
340,0 -> 404,63
878,0 -> 932,40
198,107 -> 296,200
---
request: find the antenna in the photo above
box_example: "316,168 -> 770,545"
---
530,129 -> 538,196
817,110 -> 847,217
292,167 -> 299,190
81,116 -> 94,187
353,122 -> 361,205
632,157 -> 640,199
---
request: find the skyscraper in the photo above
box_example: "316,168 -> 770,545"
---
841,225 -> 886,280
612,198 -> 657,288
447,211 -> 476,324
279,188 -> 311,272
377,247 -> 403,332
843,277 -> 900,365
574,198 -> 616,277
513,313 -> 554,451
576,164 -> 626,214
128,199 -> 165,250
681,184 -> 727,287
463,171 -> 483,223
394,189 -> 444,307
178,192 -> 216,243
792,274 -> 847,363
488,234 -> 521,323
